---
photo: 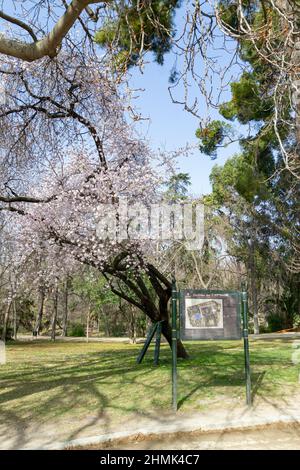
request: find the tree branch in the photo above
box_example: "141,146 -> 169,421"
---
0,1 -> 108,62
0,195 -> 53,204
103,273 -> 145,311
0,10 -> 38,42
0,205 -> 25,215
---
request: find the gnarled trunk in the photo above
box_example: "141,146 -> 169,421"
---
161,316 -> 189,359
154,280 -> 188,359
104,261 -> 189,359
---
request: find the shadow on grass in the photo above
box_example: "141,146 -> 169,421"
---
0,339 -> 297,448
177,370 -> 265,410
251,371 -> 266,401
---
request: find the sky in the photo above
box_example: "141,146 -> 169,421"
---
0,1 -> 240,197
127,7 -> 241,197
130,59 -> 237,196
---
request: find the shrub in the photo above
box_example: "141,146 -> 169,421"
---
267,312 -> 287,332
0,326 -> 14,341
68,323 -> 85,337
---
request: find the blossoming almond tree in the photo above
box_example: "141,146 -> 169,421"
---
0,49 -> 189,357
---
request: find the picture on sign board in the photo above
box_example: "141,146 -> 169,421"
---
185,298 -> 223,329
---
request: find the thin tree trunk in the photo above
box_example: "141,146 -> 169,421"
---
13,299 -> 17,340
249,237 -> 259,334
61,278 -> 69,337
51,286 -> 58,341
102,307 -> 110,337
129,305 -> 137,344
34,288 -> 45,336
1,301 -> 12,342
86,303 -> 90,343
97,313 -> 100,334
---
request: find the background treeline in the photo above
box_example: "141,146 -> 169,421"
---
0,1 -> 300,339
1,172 -> 299,340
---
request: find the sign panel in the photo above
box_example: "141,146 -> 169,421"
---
180,290 -> 241,340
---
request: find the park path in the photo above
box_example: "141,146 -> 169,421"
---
2,391 -> 300,450
15,334 -> 145,343
65,393 -> 300,451
15,331 -> 300,343
79,423 -> 300,450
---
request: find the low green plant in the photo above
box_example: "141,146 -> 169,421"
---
0,326 -> 14,341
68,323 -> 85,337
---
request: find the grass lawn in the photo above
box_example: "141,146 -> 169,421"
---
0,338 -> 299,429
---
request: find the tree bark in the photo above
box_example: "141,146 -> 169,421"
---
249,237 -> 260,334
1,301 -> 12,342
280,0 -> 300,153
154,275 -> 189,359
101,307 -> 110,337
33,287 -> 45,336
161,318 -> 189,359
13,299 -> 17,340
129,306 -> 137,344
86,303 -> 90,343
51,286 -> 58,341
61,278 -> 69,337
0,0 -> 104,61
103,260 -> 189,359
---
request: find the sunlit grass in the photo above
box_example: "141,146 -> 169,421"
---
0,338 -> 299,427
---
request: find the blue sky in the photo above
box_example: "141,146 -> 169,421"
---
130,59 -> 238,196
0,2 -> 240,196
128,5 -> 241,197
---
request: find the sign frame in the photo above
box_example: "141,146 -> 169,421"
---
179,289 -> 242,341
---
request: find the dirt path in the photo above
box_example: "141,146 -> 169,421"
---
17,331 -> 300,343
15,334 -> 145,343
80,423 -> 300,450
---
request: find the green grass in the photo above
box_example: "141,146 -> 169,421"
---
0,339 -> 299,428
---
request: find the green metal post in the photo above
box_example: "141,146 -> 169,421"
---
171,278 -> 178,412
242,288 -> 252,406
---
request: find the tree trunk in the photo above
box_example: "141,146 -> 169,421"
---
104,310 -> 110,337
293,41 -> 300,153
142,289 -> 189,358
129,305 -> 137,344
61,278 -> 69,337
281,1 -> 300,154
249,237 -> 260,334
34,287 -> 45,336
1,301 -> 12,342
13,299 -> 17,340
51,286 -> 58,341
104,263 -> 189,359
156,283 -> 189,359
86,304 -> 90,343
161,319 -> 189,359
